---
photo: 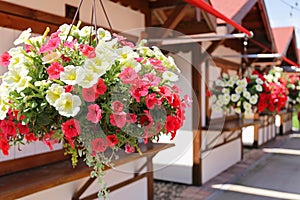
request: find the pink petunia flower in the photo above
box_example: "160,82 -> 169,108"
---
91,138 -> 107,153
82,86 -> 100,102
39,37 -> 61,53
86,104 -> 102,123
110,112 -> 127,128
145,93 -> 161,109
125,143 -> 135,153
0,52 -> 11,67
119,67 -> 138,84
126,113 -> 137,123
130,85 -> 149,102
81,44 -> 96,58
111,100 -> 124,112
143,73 -> 161,87
46,62 -> 64,79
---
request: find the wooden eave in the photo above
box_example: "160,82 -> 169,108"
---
283,33 -> 299,65
221,1 -> 276,65
109,0 -> 217,35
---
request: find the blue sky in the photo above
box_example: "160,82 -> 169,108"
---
265,0 -> 300,48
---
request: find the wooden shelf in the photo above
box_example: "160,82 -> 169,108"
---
0,143 -> 174,199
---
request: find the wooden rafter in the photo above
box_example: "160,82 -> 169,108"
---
160,4 -> 189,38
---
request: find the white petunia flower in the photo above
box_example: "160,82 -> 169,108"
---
255,84 -> 263,92
231,93 -> 240,102
79,26 -> 95,38
222,88 -> 230,94
60,65 -> 85,85
243,91 -> 251,100
216,99 -> 224,107
256,78 -> 263,85
54,93 -> 81,117
243,101 -> 252,110
227,79 -> 235,87
14,28 -> 32,45
211,95 -> 217,103
235,86 -> 244,94
236,78 -> 247,87
249,94 -> 258,105
222,73 -> 229,79
8,47 -> 24,56
97,28 -> 112,41
46,83 -> 65,106
58,24 -> 79,37
162,71 -> 179,82
224,94 -> 231,105
8,55 -> 27,70
231,75 -> 239,82
78,69 -> 98,88
2,67 -> 32,93
83,55 -> 112,78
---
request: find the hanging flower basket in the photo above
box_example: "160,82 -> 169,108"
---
209,72 -> 265,116
0,24 -> 191,198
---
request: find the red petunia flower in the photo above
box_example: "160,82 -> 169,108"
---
25,133 -> 38,142
145,93 -> 160,109
95,78 -> 107,95
0,120 -> 16,137
106,134 -> 118,147
61,119 -> 81,148
0,139 -> 10,155
17,123 -> 30,134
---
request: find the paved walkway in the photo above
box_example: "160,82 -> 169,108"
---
208,134 -> 300,200
154,134 -> 300,200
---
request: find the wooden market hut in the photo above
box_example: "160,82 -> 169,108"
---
0,0 -> 218,199
271,26 -> 300,136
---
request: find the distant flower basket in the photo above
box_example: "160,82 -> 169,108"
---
0,23 -> 191,197
210,72 -> 265,116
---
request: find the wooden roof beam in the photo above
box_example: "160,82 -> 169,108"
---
160,4 -> 189,38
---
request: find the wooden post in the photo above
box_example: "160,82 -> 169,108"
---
192,43 -> 203,185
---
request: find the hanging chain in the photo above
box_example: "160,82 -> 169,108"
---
65,0 -> 113,44
98,0 -> 113,34
65,0 -> 84,43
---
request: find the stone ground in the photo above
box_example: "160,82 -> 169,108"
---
154,134 -> 300,200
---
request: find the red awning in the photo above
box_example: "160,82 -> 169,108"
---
185,0 -> 300,67
184,0 -> 253,37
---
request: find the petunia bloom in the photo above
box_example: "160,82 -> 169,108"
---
86,104 -> 102,123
